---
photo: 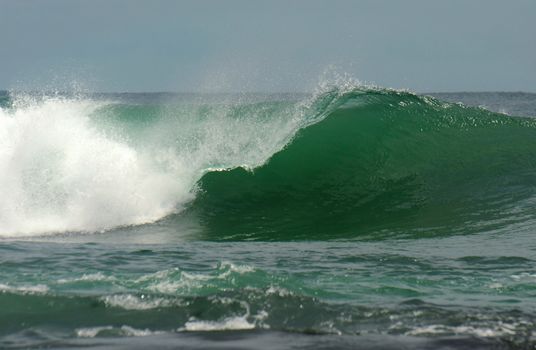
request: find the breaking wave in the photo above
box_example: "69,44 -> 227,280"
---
1,86 -> 536,239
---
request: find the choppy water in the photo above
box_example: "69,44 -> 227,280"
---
0,87 -> 535,349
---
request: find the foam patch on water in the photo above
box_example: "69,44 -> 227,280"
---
181,316 -> 255,332
405,324 -> 517,337
217,261 -> 255,274
101,294 -> 184,310
57,272 -> 117,284
139,268 -> 200,294
134,263 -> 257,294
265,286 -> 293,297
180,298 -> 268,332
0,283 -> 49,294
76,325 -> 158,338
511,273 -> 536,282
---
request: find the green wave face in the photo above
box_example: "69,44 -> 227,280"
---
189,90 -> 536,240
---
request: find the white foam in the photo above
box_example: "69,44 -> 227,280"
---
140,268 -> 198,294
406,324 -> 516,337
134,263 -> 256,295
511,273 -> 536,282
0,97 -> 190,236
217,261 -> 255,274
180,298 -> 268,332
57,272 -> 116,284
0,283 -> 49,294
76,326 -> 113,338
119,325 -> 157,337
76,325 -> 158,338
266,286 -> 292,297
101,294 -> 182,310
181,316 -> 255,332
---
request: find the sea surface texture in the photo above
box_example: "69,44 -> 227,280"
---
0,87 -> 535,349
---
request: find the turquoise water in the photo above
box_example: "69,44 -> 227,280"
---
0,87 -> 535,349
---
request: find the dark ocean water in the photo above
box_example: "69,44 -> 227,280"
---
0,88 -> 535,349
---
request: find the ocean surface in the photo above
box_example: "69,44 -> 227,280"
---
0,86 -> 535,349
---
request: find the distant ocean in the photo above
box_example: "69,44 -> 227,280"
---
1,85 -> 535,349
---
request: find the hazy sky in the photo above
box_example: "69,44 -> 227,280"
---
1,0 -> 535,92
